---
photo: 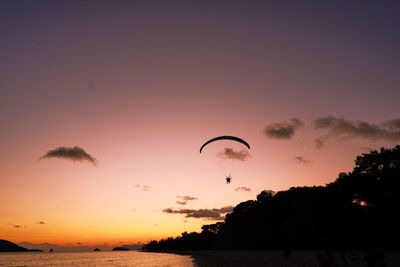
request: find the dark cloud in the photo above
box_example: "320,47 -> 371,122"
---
218,148 -> 250,161
39,146 -> 97,164
163,208 -> 174,213
312,116 -> 400,148
176,195 -> 198,205
77,242 -> 82,245
38,221 -> 45,225
294,156 -> 311,164
133,185 -> 151,191
163,206 -> 233,220
13,225 -> 21,228
264,118 -> 304,139
383,119 -> 400,131
235,186 -> 251,192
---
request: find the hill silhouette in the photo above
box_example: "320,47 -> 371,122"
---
143,145 -> 400,251
0,239 -> 29,252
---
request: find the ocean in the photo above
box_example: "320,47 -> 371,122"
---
0,251 -> 195,267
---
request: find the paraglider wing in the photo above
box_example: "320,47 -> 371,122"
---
200,136 -> 250,153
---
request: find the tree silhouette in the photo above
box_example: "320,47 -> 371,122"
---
143,145 -> 400,251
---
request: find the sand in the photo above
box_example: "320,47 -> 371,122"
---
166,250 -> 400,267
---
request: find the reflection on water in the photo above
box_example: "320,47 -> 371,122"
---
0,251 -> 195,267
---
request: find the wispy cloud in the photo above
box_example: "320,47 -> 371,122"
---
235,186 -> 251,192
39,146 -> 97,165
38,221 -> 45,225
142,185 -> 151,191
312,116 -> 400,148
264,118 -> 304,140
177,196 -> 198,201
133,185 -> 151,191
218,148 -> 250,161
294,156 -> 311,164
163,206 -> 233,220
176,195 -> 198,205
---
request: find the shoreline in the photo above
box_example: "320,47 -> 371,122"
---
142,249 -> 400,267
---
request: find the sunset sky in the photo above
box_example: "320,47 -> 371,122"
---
1,1 -> 399,247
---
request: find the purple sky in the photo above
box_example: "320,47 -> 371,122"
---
1,0 -> 399,245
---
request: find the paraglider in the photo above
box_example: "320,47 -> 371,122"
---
200,135 -> 250,184
200,136 -> 250,153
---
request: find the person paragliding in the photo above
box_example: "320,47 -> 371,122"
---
200,135 -> 250,184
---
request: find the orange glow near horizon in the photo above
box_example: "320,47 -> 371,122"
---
1,116 -> 394,246
1,1 -> 400,247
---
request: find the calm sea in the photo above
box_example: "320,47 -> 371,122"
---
0,251 -> 195,267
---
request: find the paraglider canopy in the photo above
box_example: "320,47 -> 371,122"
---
200,136 -> 250,153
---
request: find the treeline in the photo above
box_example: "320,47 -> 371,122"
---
143,145 -> 400,250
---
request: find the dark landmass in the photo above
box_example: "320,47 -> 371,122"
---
28,249 -> 43,252
122,244 -> 143,250
112,246 -> 130,251
0,239 -> 29,252
143,145 -> 400,251
18,241 -> 143,252
94,248 -> 101,251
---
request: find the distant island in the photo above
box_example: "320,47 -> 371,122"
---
28,249 -> 43,252
0,239 -> 42,252
16,242 -> 143,252
143,145 -> 400,251
112,247 -> 130,251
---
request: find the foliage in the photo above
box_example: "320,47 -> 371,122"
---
143,146 -> 400,250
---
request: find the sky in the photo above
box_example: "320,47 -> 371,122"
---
1,0 -> 400,247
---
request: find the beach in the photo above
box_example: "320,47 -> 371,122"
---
167,250 -> 400,267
